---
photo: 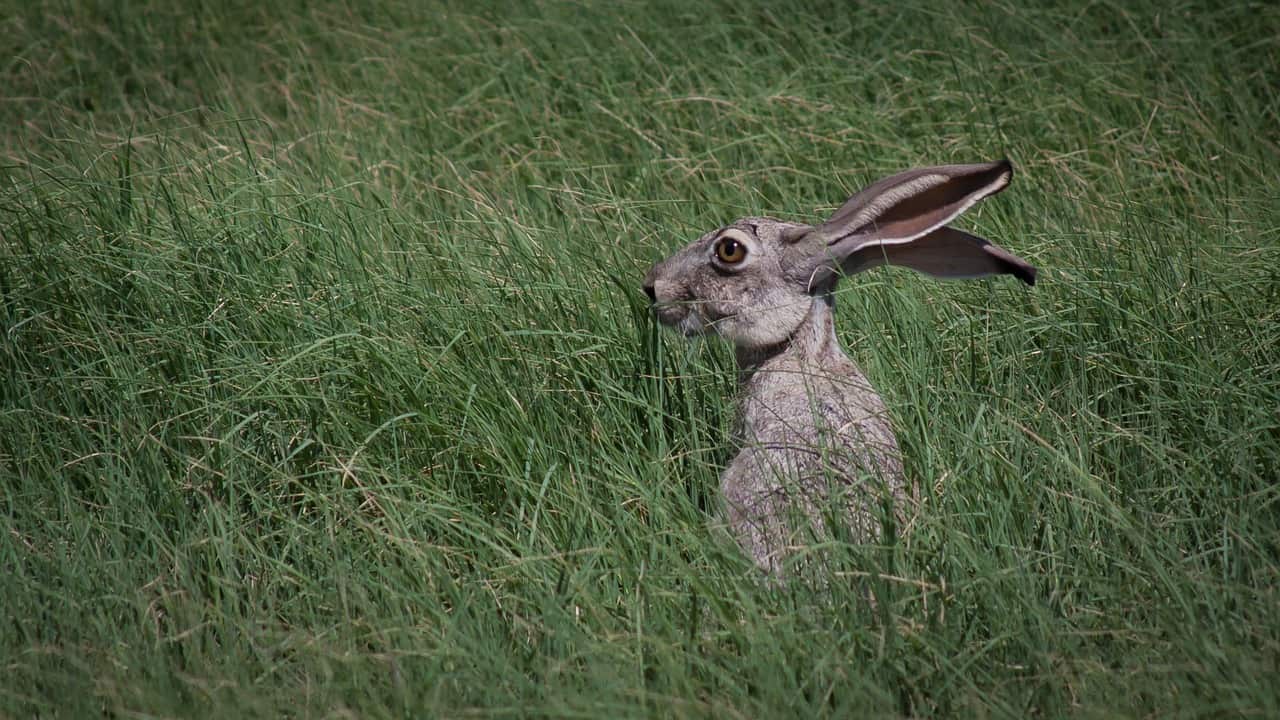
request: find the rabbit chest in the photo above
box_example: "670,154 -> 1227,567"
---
732,350 -> 901,488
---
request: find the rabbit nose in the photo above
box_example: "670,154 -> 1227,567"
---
642,283 -> 656,303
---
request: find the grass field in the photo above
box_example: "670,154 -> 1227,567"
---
3,0 -> 1278,716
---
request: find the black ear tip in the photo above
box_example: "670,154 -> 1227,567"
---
999,255 -> 1036,286
996,158 -> 1014,181
984,159 -> 1014,195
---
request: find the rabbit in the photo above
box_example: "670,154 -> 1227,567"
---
642,160 -> 1036,578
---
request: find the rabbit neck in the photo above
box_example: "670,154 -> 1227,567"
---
734,293 -> 845,382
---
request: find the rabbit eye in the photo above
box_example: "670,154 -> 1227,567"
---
715,236 -> 748,264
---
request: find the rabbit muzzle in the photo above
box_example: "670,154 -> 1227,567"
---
643,266 -> 715,336
647,290 -> 711,336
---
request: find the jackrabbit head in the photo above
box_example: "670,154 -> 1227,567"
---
643,160 -> 1036,348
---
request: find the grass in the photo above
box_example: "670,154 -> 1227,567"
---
2,0 -> 1278,716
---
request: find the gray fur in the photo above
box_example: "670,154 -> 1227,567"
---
642,160 -> 1036,578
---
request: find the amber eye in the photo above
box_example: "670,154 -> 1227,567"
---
714,236 -> 748,264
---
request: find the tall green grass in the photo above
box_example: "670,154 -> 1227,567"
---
2,0 -> 1278,716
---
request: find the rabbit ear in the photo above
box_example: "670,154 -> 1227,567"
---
820,160 -> 1013,244
801,159 -> 1035,289
842,226 -> 1037,285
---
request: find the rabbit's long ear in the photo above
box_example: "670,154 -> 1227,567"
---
805,159 -> 1035,288
822,160 -> 1012,243
842,226 -> 1037,285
